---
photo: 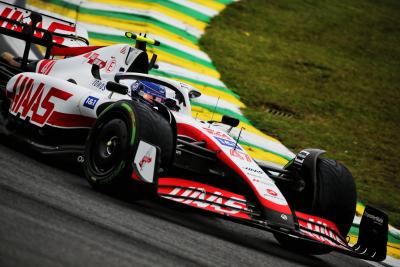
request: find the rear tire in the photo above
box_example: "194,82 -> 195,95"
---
84,100 -> 174,192
274,157 -> 357,254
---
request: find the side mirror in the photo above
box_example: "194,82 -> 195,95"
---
188,90 -> 201,99
164,98 -> 180,111
221,115 -> 239,127
106,81 -> 128,95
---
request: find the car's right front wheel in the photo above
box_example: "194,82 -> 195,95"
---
274,151 -> 357,255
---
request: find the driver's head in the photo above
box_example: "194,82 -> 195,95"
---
131,80 -> 175,104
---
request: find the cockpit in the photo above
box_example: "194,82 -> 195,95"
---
115,72 -> 201,115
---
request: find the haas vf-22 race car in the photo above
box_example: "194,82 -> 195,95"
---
0,2 -> 389,262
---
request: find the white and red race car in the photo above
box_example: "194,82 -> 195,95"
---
0,2 -> 389,261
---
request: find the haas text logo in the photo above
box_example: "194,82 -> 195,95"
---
10,76 -> 73,126
165,186 -> 247,215
0,7 -> 76,44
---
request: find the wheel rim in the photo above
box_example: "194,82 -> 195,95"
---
102,136 -> 118,158
91,118 -> 128,175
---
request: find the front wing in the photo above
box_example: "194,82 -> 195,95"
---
157,177 -> 388,262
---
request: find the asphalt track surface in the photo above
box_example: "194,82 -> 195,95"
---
0,140 -> 377,267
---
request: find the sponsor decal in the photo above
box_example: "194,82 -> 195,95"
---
106,57 -> 116,73
10,76 -> 73,126
120,46 -> 127,54
247,172 -> 264,179
133,141 -> 157,183
158,178 -> 252,220
214,136 -> 243,151
37,60 -> 56,75
202,127 -> 231,139
245,167 -> 263,174
266,189 -> 278,196
91,79 -> 107,91
83,52 -> 107,69
262,186 -> 286,204
364,211 -> 384,225
229,149 -> 252,162
164,186 -> 248,215
76,155 -> 84,163
251,178 -> 276,187
83,96 -> 99,109
139,154 -> 152,170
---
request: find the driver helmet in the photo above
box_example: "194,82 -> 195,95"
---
131,80 -> 176,104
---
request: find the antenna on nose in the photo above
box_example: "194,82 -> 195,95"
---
209,96 -> 220,128
234,127 -> 245,150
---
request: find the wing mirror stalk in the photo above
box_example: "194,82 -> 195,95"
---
106,81 -> 128,99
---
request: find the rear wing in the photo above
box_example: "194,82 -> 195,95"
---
0,1 -> 89,68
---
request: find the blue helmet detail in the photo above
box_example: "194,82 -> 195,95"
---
131,80 -> 166,100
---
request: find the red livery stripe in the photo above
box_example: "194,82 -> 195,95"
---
47,112 -> 95,128
51,46 -> 104,57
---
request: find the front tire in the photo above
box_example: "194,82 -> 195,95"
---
274,155 -> 357,255
84,100 -> 174,191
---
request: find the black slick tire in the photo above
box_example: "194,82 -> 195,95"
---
274,158 -> 357,255
84,100 -> 174,192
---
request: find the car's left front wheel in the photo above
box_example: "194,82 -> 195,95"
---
84,100 -> 174,192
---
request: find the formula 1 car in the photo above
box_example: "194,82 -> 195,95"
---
0,2 -> 388,262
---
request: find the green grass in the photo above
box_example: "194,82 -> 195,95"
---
200,0 -> 400,226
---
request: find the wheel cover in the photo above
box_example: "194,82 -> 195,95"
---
91,118 -> 128,175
